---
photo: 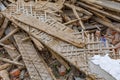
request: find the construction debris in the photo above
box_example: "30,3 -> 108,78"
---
0,0 -> 120,80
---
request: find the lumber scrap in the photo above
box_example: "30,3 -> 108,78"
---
4,45 -> 23,73
30,36 -> 57,80
64,3 -> 92,16
93,17 -> 120,33
72,6 -> 85,29
12,13 -> 85,48
4,44 -> 24,70
2,4 -> 109,79
82,0 -> 120,13
78,2 -> 120,22
3,3 -> 85,47
0,28 -> 19,42
64,3 -> 92,21
64,19 -> 80,25
0,18 -> 9,38
80,0 -> 103,9
0,57 -> 24,66
11,17 -> 89,74
0,70 -> 10,80
11,16 -> 111,80
14,33 -> 53,80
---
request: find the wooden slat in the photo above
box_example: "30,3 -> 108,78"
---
83,0 -> 120,13
12,13 -> 85,48
14,33 -> 53,80
78,2 -> 120,22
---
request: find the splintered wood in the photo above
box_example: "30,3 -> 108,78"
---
14,33 -> 53,80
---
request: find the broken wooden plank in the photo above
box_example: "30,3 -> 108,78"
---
30,36 -> 56,80
83,0 -> 120,13
14,33 -> 53,80
78,2 -> 120,22
12,13 -> 85,48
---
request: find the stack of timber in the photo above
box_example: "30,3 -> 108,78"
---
0,0 -> 119,80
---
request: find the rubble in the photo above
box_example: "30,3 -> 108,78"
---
0,0 -> 120,80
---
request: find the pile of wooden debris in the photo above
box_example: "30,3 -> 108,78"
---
0,0 -> 120,80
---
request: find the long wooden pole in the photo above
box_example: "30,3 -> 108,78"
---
93,17 -> 120,33
78,2 -> 120,22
